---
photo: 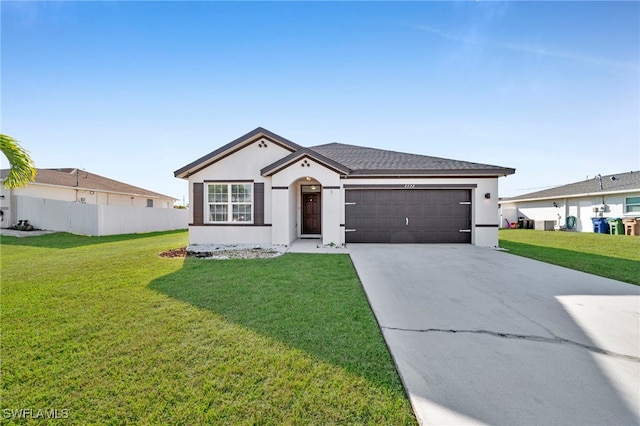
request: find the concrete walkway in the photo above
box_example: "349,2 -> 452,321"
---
287,238 -> 349,254
349,244 -> 640,426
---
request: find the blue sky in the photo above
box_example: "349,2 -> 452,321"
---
2,1 -> 638,203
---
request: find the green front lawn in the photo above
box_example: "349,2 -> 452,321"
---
1,231 -> 415,424
499,229 -> 640,285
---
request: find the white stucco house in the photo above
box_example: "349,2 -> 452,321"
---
500,171 -> 640,232
175,127 -> 515,248
0,168 -> 186,235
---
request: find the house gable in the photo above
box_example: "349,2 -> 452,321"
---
174,127 -> 303,179
261,148 -> 351,177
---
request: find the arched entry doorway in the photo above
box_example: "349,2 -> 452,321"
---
301,184 -> 322,235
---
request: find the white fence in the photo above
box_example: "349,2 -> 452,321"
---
13,196 -> 188,236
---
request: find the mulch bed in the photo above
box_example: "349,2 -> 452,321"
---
159,247 -> 188,258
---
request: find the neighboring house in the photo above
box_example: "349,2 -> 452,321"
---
175,127 -> 515,247
1,168 -> 186,235
500,171 -> 640,232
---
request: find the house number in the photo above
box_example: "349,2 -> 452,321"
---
404,184 -> 415,189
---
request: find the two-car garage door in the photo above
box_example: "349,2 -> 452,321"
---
345,188 -> 472,243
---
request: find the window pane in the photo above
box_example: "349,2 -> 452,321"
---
626,197 -> 640,205
209,204 -> 228,222
626,205 -> 640,213
231,184 -> 252,202
208,185 -> 228,203
232,204 -> 252,222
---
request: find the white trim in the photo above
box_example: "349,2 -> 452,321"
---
205,182 -> 254,224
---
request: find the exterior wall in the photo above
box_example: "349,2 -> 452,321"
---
186,226 -> 271,245
270,188 -> 289,245
187,138 -> 291,246
500,191 -> 640,233
0,185 -> 13,227
322,185 -> 342,246
11,195 -> 187,235
342,176 -> 501,247
289,182 -> 298,243
16,184 -> 77,202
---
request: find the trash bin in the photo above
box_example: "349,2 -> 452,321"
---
622,218 -> 640,236
591,217 -> 609,234
607,218 -> 624,235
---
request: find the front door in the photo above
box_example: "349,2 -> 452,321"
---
302,193 -> 321,234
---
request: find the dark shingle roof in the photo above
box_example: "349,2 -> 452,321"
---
175,127 -> 516,179
1,168 -> 175,199
503,171 -> 640,202
309,143 -> 515,176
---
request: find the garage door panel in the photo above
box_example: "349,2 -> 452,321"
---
390,231 -> 415,243
346,189 -> 471,243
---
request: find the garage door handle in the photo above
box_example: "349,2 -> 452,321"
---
459,201 -> 471,205
406,217 -> 409,226
459,229 -> 471,233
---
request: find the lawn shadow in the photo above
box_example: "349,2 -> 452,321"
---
500,241 -> 640,286
0,229 -> 186,250
148,253 -> 406,394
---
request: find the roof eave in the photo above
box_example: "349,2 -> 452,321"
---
501,188 -> 640,203
346,168 -> 516,177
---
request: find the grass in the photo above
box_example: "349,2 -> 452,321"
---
499,229 -> 640,286
1,231 -> 416,424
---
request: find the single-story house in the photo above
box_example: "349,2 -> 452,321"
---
1,168 -> 185,235
175,127 -> 515,247
499,171 -> 640,232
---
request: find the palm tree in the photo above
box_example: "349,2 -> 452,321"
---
1,134 -> 36,189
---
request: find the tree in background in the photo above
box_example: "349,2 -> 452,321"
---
1,134 -> 36,189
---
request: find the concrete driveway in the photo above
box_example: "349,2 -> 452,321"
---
349,244 -> 640,426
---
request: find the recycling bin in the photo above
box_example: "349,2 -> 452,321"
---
607,218 -> 624,235
622,218 -> 640,236
591,217 -> 609,234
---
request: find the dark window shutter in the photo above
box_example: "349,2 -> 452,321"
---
193,183 -> 204,225
254,182 -> 264,225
